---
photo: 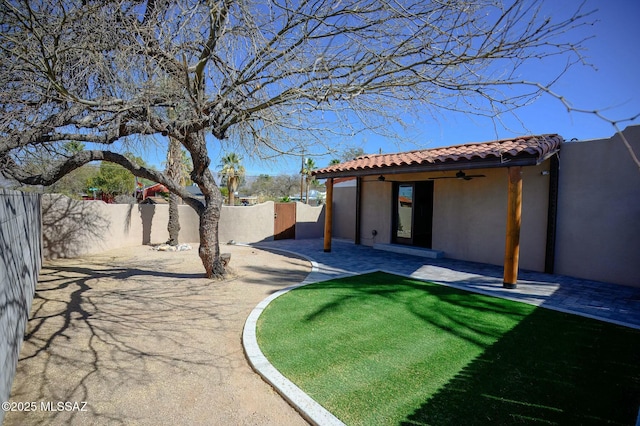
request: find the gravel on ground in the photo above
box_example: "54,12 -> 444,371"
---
5,244 -> 311,426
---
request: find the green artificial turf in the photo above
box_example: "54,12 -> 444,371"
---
256,272 -> 640,426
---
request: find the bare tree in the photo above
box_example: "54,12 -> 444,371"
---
0,0 -> 593,278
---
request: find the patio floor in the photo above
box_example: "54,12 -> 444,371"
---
255,239 -> 640,329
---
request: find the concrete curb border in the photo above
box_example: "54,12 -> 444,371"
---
240,244 -> 349,426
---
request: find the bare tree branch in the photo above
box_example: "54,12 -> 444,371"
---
6,149 -> 205,212
1,0 -> 610,275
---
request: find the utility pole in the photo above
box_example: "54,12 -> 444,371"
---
300,151 -> 305,203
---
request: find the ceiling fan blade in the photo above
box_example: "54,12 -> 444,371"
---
429,171 -> 487,180
429,175 -> 486,180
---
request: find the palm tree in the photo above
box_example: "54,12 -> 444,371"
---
164,105 -> 193,246
301,157 -> 316,204
219,153 -> 245,206
166,136 -> 188,245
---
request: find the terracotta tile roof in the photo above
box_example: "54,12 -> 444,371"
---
314,134 -> 562,177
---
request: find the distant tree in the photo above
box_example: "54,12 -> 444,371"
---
63,141 -> 85,155
164,105 -> 194,245
88,153 -> 147,198
340,147 -> 366,162
329,159 -> 341,166
219,186 -> 229,202
250,174 -> 274,199
50,142 -> 98,197
179,151 -> 193,186
247,173 -> 300,201
88,163 -> 135,199
219,153 -> 245,206
274,174 -> 300,199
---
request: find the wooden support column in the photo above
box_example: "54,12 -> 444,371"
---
324,177 -> 334,252
503,166 -> 523,288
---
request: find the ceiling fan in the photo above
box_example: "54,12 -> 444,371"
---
429,170 -> 486,181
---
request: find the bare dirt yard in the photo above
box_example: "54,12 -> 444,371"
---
5,244 -> 311,426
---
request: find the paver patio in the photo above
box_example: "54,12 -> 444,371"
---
255,239 -> 640,329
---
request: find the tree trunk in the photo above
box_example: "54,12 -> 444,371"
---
167,193 -> 180,246
228,187 -> 235,206
167,135 -> 182,246
185,132 -> 226,279
198,198 -> 225,278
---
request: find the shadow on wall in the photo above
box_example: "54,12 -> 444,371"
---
0,190 -> 41,422
42,195 -> 110,259
138,204 -> 156,245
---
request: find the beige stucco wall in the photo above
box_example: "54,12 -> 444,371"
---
554,126 -> 640,287
359,179 -> 393,245
295,202 -> 325,239
351,165 -> 551,272
219,201 -> 274,244
42,197 -> 290,258
42,195 -> 203,258
431,165 -> 550,271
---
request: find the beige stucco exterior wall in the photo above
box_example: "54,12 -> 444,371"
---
352,165 -> 550,272
295,202 -> 325,239
359,179 -> 393,245
431,164 -> 550,271
554,126 -> 640,287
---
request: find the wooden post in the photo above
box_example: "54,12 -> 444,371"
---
503,166 -> 523,288
324,177 -> 334,252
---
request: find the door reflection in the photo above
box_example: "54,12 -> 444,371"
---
396,184 -> 413,240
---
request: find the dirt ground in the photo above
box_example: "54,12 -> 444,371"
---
4,244 -> 311,426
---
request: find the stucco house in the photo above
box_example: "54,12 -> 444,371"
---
313,125 -> 640,288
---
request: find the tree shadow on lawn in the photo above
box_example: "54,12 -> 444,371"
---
291,272 -> 531,348
272,272 -> 640,425
400,304 -> 640,426
5,260 -> 236,426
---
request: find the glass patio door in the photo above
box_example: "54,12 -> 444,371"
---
395,184 -> 414,244
393,181 -> 434,248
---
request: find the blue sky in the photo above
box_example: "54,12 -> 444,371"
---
146,0 -> 640,176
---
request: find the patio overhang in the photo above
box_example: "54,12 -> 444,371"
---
313,134 -> 562,180
314,134 -> 563,289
